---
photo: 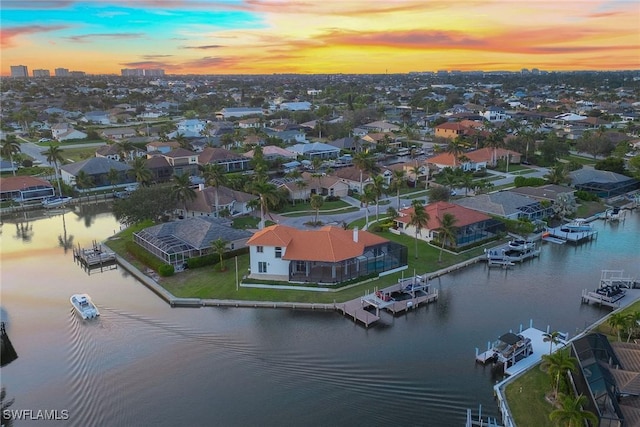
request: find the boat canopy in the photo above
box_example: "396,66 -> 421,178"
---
498,333 -> 522,345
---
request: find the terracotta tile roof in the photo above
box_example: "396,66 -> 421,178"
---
247,224 -> 388,262
0,175 -> 52,192
395,201 -> 491,228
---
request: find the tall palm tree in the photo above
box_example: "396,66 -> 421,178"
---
201,163 -> 227,217
211,238 -> 228,271
437,212 -> 458,263
44,143 -> 65,196
117,140 -> 135,161
250,181 -> 280,229
310,194 -> 324,224
360,185 -> 376,230
446,138 -> 465,168
543,331 -> 563,355
170,174 -> 197,217
129,157 -> 152,186
390,169 -> 406,210
370,174 -> 386,222
353,151 -> 379,194
0,135 -> 21,176
107,167 -> 120,189
541,351 -> 578,399
549,394 -> 598,427
174,132 -> 189,149
408,199 -> 429,259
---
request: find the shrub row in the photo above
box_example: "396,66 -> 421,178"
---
124,240 -> 173,276
575,190 -> 599,202
514,176 -> 547,187
186,247 -> 250,269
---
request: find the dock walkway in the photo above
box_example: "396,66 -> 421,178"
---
73,241 -> 117,273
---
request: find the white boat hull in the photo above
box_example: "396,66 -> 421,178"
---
70,294 -> 100,319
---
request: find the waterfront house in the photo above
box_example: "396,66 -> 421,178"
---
288,142 -> 340,160
244,145 -> 296,161
569,166 -> 640,198
246,224 -> 408,284
133,217 -> 252,268
60,157 -> 133,188
0,175 -> 54,202
454,191 -> 553,221
393,201 -> 503,248
161,148 -> 199,177
198,147 -> 251,172
146,141 -> 181,154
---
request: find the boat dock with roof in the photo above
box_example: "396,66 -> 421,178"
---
338,274 -> 438,327
581,270 -> 639,308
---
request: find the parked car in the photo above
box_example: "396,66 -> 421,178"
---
38,138 -> 51,142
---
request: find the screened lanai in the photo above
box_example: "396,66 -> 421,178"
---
133,217 -> 252,267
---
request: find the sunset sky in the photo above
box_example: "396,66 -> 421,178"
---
1,0 -> 639,76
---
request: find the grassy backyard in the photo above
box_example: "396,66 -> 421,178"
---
104,218 -> 496,303
504,299 -> 640,426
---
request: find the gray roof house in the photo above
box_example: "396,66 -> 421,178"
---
60,157 -> 133,188
453,191 -> 553,221
133,217 -> 253,267
288,142 -> 340,159
570,166 -> 639,198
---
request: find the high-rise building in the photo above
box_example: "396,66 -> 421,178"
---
10,65 -> 28,78
33,69 -> 50,78
55,68 -> 70,77
69,71 -> 86,77
144,69 -> 165,77
121,68 -> 165,77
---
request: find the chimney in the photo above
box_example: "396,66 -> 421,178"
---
198,183 -> 205,191
353,226 -> 359,243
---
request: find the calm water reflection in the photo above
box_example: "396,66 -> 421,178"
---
1,204 -> 639,426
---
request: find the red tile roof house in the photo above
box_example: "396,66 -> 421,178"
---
0,176 -> 54,203
428,147 -> 521,172
393,201 -> 504,248
246,225 -> 408,284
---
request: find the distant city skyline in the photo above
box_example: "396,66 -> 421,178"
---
1,1 -> 639,76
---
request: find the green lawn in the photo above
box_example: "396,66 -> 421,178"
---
563,154 -> 597,166
105,219 -> 497,303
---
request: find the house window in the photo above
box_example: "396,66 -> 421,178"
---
275,247 -> 282,258
295,261 -> 305,273
257,246 -> 263,253
258,262 -> 267,273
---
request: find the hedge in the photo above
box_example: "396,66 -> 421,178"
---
186,247 -> 250,269
514,176 -> 547,187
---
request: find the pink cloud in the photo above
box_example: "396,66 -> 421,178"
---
1,25 -> 69,48
65,33 -> 145,43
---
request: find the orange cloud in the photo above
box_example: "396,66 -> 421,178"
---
1,25 -> 69,48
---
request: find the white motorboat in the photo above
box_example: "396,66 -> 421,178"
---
70,294 -> 100,319
42,196 -> 73,208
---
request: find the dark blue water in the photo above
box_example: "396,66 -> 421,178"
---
1,205 -> 639,426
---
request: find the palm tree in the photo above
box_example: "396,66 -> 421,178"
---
310,194 -> 324,224
409,199 -> 429,259
549,394 -> 598,427
117,140 -> 135,161
170,174 -> 197,217
543,331 -> 563,355
540,351 -> 578,399
211,238 -> 228,271
608,312 -> 627,342
201,163 -> 227,217
446,138 -> 465,168
129,157 -> 152,186
0,135 -> 21,176
174,132 -> 189,149
107,167 -> 120,190
625,311 -> 640,342
461,173 -> 474,196
360,185 -> 376,230
370,174 -> 386,222
544,164 -> 570,185
353,151 -> 379,194
74,170 -> 94,192
250,181 -> 280,229
437,212 -> 458,263
44,143 -> 65,196
389,169 -> 406,210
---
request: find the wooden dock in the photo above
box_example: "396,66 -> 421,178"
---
337,298 -> 380,327
73,241 -> 117,274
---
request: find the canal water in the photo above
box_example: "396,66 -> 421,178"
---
1,204 -> 639,426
